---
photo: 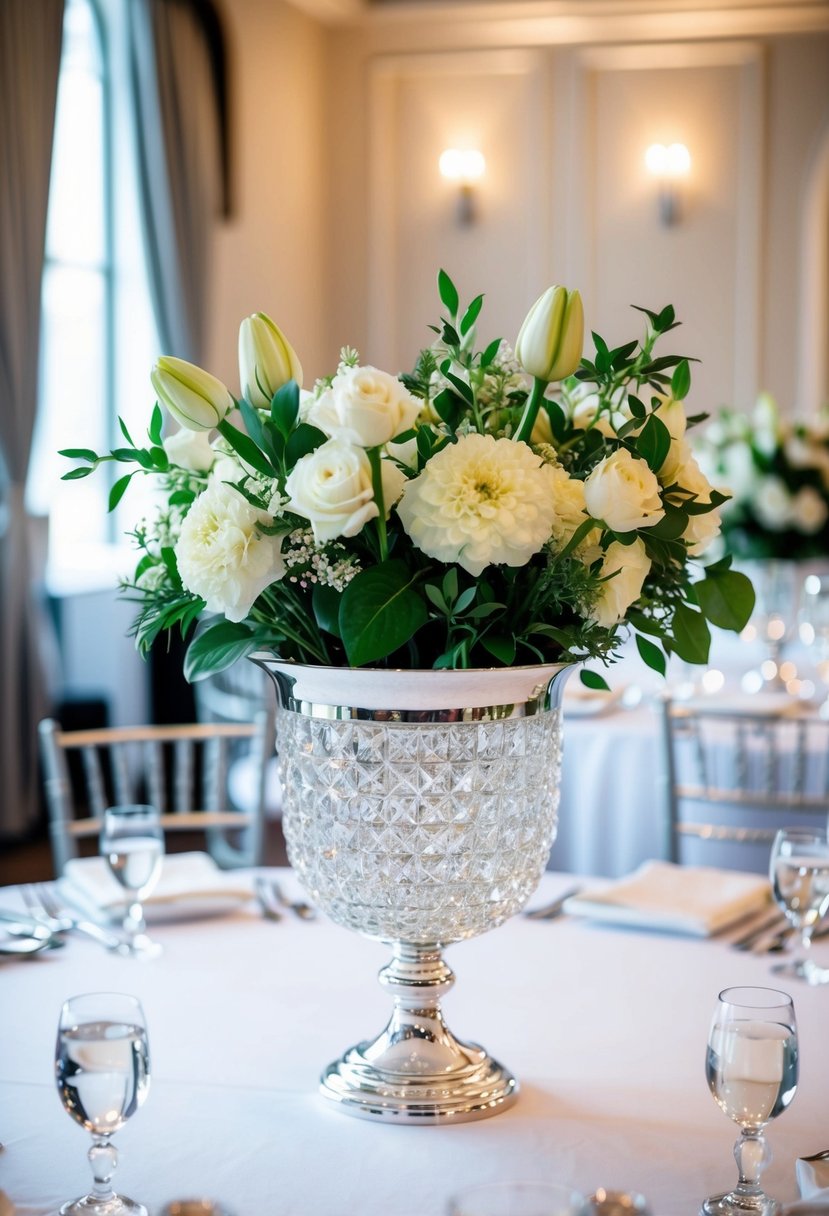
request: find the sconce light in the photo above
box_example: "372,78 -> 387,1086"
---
439,148 -> 486,225
644,142 -> 691,226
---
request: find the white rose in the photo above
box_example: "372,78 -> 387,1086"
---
791,485 -> 829,534
547,463 -> 591,550
572,398 -> 619,438
175,480 -> 285,622
659,437 -> 692,487
285,438 -> 380,543
587,537 -> 652,628
673,456 -> 723,556
651,392 -> 687,442
583,448 -> 665,532
396,433 -> 559,577
752,476 -> 793,531
306,366 -> 421,448
163,427 -> 215,473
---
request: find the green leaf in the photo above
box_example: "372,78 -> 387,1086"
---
480,338 -> 502,369
635,634 -> 667,676
216,418 -> 275,478
635,413 -> 671,473
648,503 -> 689,540
671,359 -> 691,400
61,467 -> 94,481
671,603 -> 711,665
425,584 -> 449,613
312,584 -> 343,638
432,389 -> 464,429
627,396 -> 646,419
118,417 -> 136,446
239,399 -> 266,448
58,447 -> 98,462
454,586 -> 476,613
460,293 -> 484,336
580,669 -> 610,691
183,621 -> 261,682
286,424 -> 327,466
149,446 -> 170,471
481,635 -> 516,665
694,569 -> 755,632
442,567 -> 458,603
438,269 -> 459,319
339,560 -> 428,666
271,380 -> 300,438
108,473 -> 134,511
148,404 -> 164,446
440,361 -> 474,405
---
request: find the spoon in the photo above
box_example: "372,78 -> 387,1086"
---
254,876 -> 283,922
263,878 -> 317,921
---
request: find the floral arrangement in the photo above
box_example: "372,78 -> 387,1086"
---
62,271 -> 753,684
696,394 -> 829,563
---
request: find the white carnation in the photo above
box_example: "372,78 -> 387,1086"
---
175,480 -> 285,622
547,463 -> 591,550
396,433 -> 558,577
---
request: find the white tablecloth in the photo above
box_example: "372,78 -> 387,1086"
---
2,870 -> 828,1216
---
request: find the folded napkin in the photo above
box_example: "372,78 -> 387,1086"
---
61,852 -> 254,922
679,690 -> 803,717
563,860 -> 771,937
783,1157 -> 829,1213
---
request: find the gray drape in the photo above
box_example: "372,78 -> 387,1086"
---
0,0 -> 65,838
128,0 -> 223,361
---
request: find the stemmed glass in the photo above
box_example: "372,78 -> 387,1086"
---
703,986 -> 798,1216
55,992 -> 151,1216
447,1182 -> 588,1216
100,805 -> 164,958
769,827 -> 829,985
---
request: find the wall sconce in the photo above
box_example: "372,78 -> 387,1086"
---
439,148 -> 486,225
644,142 -> 691,226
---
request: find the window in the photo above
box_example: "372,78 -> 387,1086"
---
28,0 -> 160,588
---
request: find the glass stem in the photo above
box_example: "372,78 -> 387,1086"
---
88,1135 -> 118,1200
731,1128 -> 771,1203
126,897 -> 145,940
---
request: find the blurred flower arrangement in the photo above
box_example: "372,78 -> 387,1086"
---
62,271 -> 753,683
698,394 -> 829,562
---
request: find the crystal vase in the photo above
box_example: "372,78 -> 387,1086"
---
255,658 -> 571,1124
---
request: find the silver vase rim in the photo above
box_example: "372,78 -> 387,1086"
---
250,654 -> 573,721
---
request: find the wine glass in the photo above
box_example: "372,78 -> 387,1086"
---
447,1182 -> 588,1216
703,986 -> 798,1216
55,991 -> 151,1216
769,827 -> 829,985
100,805 -> 164,958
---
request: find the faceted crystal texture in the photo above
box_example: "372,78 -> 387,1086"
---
277,708 -> 563,944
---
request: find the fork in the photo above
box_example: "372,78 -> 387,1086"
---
22,884 -> 124,951
261,878 -> 317,921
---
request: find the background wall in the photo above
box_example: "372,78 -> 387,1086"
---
321,8 -> 829,418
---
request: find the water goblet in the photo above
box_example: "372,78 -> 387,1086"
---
447,1182 -> 588,1216
55,991 -> 151,1216
703,986 -> 798,1216
769,827 -> 829,985
100,804 -> 164,958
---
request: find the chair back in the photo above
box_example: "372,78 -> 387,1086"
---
660,699 -> 829,873
39,715 -> 272,876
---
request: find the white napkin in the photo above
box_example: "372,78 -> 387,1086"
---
783,1158 -> 829,1213
563,860 -> 771,937
60,852 -> 254,922
679,690 -> 803,717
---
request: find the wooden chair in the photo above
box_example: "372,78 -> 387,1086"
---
39,714 -> 273,877
660,698 -> 829,873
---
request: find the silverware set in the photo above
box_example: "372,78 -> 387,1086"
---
254,876 -> 317,922
20,883 -> 124,951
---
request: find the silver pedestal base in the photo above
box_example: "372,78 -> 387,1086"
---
319,943 -> 519,1123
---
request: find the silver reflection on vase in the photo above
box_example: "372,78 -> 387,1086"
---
255,658 -> 571,1124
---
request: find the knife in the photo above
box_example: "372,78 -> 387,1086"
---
523,885 -> 583,920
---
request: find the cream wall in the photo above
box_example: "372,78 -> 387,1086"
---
205,0 -> 329,387
320,8 -> 829,418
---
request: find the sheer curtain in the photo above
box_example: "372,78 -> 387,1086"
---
128,0 -> 224,362
0,0 -> 65,838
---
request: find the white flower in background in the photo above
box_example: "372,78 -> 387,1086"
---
285,438 -> 403,544
785,435 -> 829,490
307,366 -> 421,448
175,480 -> 285,621
672,455 -> 723,555
151,356 -> 234,432
586,537 -> 652,628
396,432 -> 558,577
136,564 -> 167,592
751,476 -> 793,531
791,486 -> 829,534
163,427 -> 215,473
546,463 -> 591,550
238,311 -> 303,406
751,392 -> 784,457
583,448 -> 665,532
